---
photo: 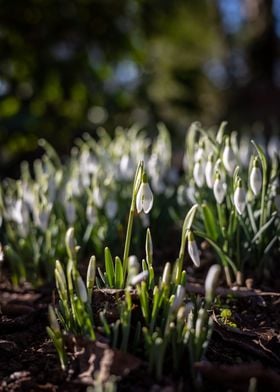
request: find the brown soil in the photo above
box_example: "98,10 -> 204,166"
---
1,277 -> 280,392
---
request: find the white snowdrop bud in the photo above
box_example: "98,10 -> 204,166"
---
249,158 -> 262,196
195,308 -> 207,339
136,172 -> 154,214
234,178 -> 247,215
130,270 -> 149,286
77,276 -> 88,303
162,262 -> 171,286
86,202 -> 97,225
105,199 -> 118,219
65,227 -> 76,260
187,231 -> 200,267
171,285 -> 186,312
193,160 -> 205,188
213,172 -> 226,204
86,255 -> 96,290
205,154 -> 215,188
222,137 -> 236,174
48,305 -> 60,333
205,264 -> 221,303
65,200 -> 76,224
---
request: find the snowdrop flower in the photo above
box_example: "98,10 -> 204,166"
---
65,199 -> 76,225
205,264 -> 221,303
213,172 -> 226,204
187,231 -> 200,267
76,276 -> 88,303
267,135 -> 280,159
161,262 -> 171,287
130,270 -> 149,286
120,155 -> 134,180
92,186 -> 103,208
193,160 -> 205,188
234,178 -> 246,215
105,199 -> 118,219
194,140 -> 205,162
171,285 -> 186,312
65,227 -> 76,260
222,137 -> 236,174
205,154 -> 215,188
136,173 -> 153,214
249,158 -> 262,196
86,201 -> 97,225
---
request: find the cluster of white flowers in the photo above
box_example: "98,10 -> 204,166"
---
181,123 -> 280,217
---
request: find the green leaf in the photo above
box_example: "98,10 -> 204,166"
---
104,247 -> 115,288
194,230 -> 237,273
201,203 -> 218,240
115,256 -> 124,288
251,212 -> 277,244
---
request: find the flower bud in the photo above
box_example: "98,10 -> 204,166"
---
249,158 -> 262,196
193,160 -> 205,188
222,137 -> 236,174
136,172 -> 154,214
187,231 -> 200,267
48,305 -> 60,333
205,264 -> 221,303
130,270 -> 149,286
213,172 -> 226,204
65,227 -> 76,260
77,276 -> 88,303
161,262 -> 171,287
205,154 -> 214,188
171,285 -> 186,312
234,179 -> 246,215
86,255 -> 96,291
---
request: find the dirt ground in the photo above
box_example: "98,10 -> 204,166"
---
1,273 -> 280,392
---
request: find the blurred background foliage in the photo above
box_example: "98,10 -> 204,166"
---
0,0 -> 280,175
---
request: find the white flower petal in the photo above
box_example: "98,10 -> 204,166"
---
136,183 -> 144,213
213,178 -> 226,204
234,187 -> 246,215
222,145 -> 236,174
250,167 -> 262,196
193,162 -> 205,188
205,160 -> 214,188
188,239 -> 200,267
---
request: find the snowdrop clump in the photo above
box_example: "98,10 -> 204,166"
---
0,125 -> 177,284
180,121 -> 280,286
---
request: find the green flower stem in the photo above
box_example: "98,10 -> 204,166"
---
123,161 -> 143,276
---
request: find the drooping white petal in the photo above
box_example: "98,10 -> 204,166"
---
65,201 -> 76,224
105,199 -> 118,219
213,178 -> 226,204
205,264 -> 221,302
188,238 -> 200,267
171,285 -> 186,312
234,186 -> 246,215
250,167 -> 262,196
136,183 -> 144,213
193,161 -> 205,188
142,183 -> 154,213
136,183 -> 153,214
222,144 -> 236,174
205,160 -> 214,188
77,276 -> 88,303
130,270 -> 149,286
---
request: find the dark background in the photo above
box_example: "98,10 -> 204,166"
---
0,0 -> 280,175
